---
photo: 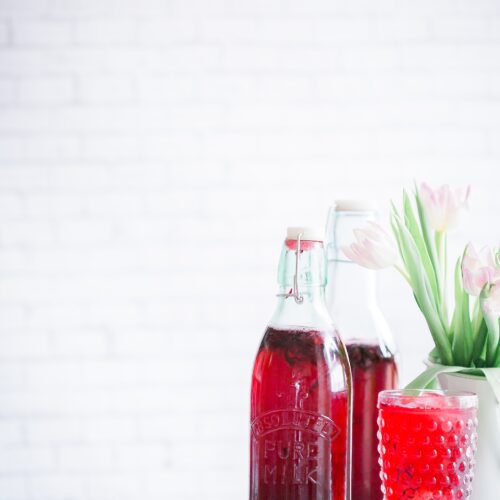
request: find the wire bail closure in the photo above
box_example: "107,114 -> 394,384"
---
277,232 -> 304,304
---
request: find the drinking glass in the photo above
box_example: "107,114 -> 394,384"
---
377,389 -> 478,499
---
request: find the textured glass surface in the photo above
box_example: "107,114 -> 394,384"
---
377,391 -> 478,499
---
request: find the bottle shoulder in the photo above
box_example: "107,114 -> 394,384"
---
251,325 -> 351,412
256,325 -> 350,369
330,303 -> 397,355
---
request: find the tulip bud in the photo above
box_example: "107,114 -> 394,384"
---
419,183 -> 470,233
461,244 -> 500,297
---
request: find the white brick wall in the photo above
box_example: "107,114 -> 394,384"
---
0,0 -> 499,499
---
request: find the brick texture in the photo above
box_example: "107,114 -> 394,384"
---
0,0 -> 499,499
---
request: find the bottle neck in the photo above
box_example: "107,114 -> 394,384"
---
325,209 -> 379,312
271,287 -> 332,330
327,258 -> 377,312
325,209 -> 395,351
270,239 -> 332,331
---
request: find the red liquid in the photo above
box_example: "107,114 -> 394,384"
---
378,400 -> 477,499
250,327 -> 349,500
346,342 -> 398,500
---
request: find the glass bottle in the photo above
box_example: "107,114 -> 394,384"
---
250,227 -> 351,500
325,201 -> 398,500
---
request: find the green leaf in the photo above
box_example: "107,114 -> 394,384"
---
403,191 -> 440,305
415,185 -> 451,336
428,346 -> 440,363
492,318 -> 500,367
483,367 -> 500,402
393,214 -> 453,365
461,291 -> 473,366
405,364 -> 500,410
481,289 -> 500,366
406,364 -> 500,405
475,357 -> 486,368
471,297 -> 482,336
435,232 -> 449,327
405,364 -> 463,389
485,317 -> 499,366
414,186 -> 440,290
390,210 -> 406,270
471,319 -> 488,367
451,256 -> 473,367
449,304 -> 457,341
452,258 -> 466,366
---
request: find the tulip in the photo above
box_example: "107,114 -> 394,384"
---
483,281 -> 500,317
419,183 -> 470,232
462,244 -> 500,296
481,279 -> 500,366
342,221 -> 399,270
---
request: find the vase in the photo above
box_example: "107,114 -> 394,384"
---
437,370 -> 500,499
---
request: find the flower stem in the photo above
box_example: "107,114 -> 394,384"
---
394,263 -> 412,286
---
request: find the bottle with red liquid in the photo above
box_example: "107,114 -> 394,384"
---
325,202 -> 398,500
250,227 -> 351,500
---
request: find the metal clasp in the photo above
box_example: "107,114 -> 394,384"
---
277,232 -> 304,304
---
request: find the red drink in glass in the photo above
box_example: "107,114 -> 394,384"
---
250,327 -> 349,499
377,390 -> 478,499
347,342 -> 398,499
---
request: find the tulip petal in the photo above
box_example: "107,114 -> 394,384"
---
462,243 -> 499,296
419,182 -> 469,232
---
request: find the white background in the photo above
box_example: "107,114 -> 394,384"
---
0,0 -> 499,499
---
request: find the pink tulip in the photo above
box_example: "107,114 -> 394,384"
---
419,183 -> 470,232
462,244 -> 500,296
342,222 -> 399,270
483,281 -> 500,317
